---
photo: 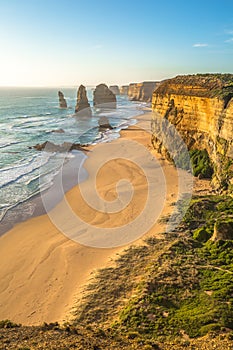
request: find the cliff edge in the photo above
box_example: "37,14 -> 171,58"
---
152,74 -> 233,189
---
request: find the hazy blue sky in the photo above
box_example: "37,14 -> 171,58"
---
0,0 -> 232,86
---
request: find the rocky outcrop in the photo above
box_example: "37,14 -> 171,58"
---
51,129 -> 65,133
211,220 -> 233,241
109,85 -> 120,95
120,85 -> 129,95
58,91 -> 67,108
98,116 -> 113,132
93,84 -> 116,108
75,85 -> 92,117
151,74 -> 233,189
128,82 -> 158,102
32,141 -> 88,152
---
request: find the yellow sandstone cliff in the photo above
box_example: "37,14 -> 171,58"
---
128,81 -> 158,102
151,74 -> 233,189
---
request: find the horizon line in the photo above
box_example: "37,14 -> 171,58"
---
0,80 -> 162,89
1,72 -> 232,89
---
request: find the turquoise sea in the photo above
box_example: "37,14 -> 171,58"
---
0,87 -> 144,227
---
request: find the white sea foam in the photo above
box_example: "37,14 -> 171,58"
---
0,141 -> 20,149
0,153 -> 52,188
0,88 -> 144,223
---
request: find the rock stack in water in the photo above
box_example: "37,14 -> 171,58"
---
98,116 -> 113,132
75,85 -> 92,117
93,84 -> 116,108
58,91 -> 67,108
109,85 -> 120,95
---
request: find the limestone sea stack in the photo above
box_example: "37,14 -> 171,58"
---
75,85 -> 92,117
58,91 -> 67,108
93,84 -> 117,108
109,85 -> 120,95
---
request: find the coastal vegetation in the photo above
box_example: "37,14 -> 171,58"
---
189,150 -> 214,178
73,194 -> 233,347
1,194 -> 232,349
176,149 -> 214,179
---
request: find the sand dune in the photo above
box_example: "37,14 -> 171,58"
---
0,112 -> 197,325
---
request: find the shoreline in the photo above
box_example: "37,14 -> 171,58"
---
0,107 -> 141,236
0,151 -> 88,236
0,110 -> 211,325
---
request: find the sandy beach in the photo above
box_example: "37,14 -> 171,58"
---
0,111 -> 209,326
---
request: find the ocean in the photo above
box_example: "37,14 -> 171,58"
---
0,87 -> 145,229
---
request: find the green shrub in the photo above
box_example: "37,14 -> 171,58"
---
190,149 -> 214,178
0,320 -> 20,328
126,331 -> 140,339
193,227 -> 212,242
199,323 -> 221,336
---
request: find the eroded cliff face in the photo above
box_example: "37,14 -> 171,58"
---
128,81 -> 158,102
151,74 -> 233,189
120,85 -> 129,95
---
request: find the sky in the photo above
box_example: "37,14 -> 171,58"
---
0,0 -> 233,87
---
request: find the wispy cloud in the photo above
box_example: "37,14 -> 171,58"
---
224,29 -> 233,43
225,38 -> 233,43
192,43 -> 208,48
